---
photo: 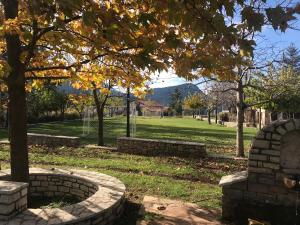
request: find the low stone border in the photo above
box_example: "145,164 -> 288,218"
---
117,137 -> 206,158
0,168 -> 126,225
27,133 -> 80,147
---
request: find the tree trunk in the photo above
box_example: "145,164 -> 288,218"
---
259,108 -> 262,130
126,87 -> 130,137
93,89 -> 104,146
208,110 -> 211,124
60,106 -> 65,121
251,109 -> 256,127
3,0 -> 29,182
215,108 -> 218,124
97,108 -> 104,146
236,80 -> 245,157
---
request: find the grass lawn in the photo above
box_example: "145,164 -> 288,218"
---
0,117 -> 252,223
0,144 -> 247,211
0,117 -> 257,155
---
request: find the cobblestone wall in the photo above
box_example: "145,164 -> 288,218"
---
220,119 -> 300,224
117,137 -> 206,158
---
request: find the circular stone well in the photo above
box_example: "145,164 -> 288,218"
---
0,168 -> 126,225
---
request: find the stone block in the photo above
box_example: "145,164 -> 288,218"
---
263,162 -> 280,170
31,181 -> 40,187
250,149 -> 260,154
15,196 -> 27,209
271,144 -> 280,150
272,134 -> 281,141
248,161 -> 257,167
276,126 -> 287,135
248,183 -> 269,193
80,185 -> 89,192
270,156 -> 280,163
285,121 -> 295,131
41,181 -> 48,187
265,132 -> 272,140
258,176 -> 275,185
252,140 -> 270,149
248,167 -> 272,174
249,154 -> 268,161
0,203 -> 15,215
261,149 -> 280,156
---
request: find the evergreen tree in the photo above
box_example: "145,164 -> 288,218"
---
283,44 -> 300,72
169,88 -> 183,116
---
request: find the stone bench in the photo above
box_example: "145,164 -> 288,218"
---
27,133 -> 80,147
117,137 -> 206,158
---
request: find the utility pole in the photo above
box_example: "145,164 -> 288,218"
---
126,87 -> 130,137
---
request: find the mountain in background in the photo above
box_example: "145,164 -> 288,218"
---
147,83 -> 202,106
58,82 -> 202,106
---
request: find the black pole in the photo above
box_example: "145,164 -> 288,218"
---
126,87 -> 130,137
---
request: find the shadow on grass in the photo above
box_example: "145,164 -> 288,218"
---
115,200 -> 143,225
3,118 -> 256,147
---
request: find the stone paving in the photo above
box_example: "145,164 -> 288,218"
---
0,168 -> 126,225
138,196 -> 223,225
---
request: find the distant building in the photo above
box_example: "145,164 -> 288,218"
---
136,100 -> 165,117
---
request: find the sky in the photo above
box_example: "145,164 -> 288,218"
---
150,2 -> 300,89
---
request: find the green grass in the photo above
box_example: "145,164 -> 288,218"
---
0,144 -> 247,210
0,117 -> 257,155
0,117 -> 254,223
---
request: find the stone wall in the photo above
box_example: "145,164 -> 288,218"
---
29,173 -> 98,201
27,133 -> 80,147
220,119 -> 300,224
117,137 -> 206,158
0,168 -> 126,225
0,181 -> 28,220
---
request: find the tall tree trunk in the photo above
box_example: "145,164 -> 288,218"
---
236,80 -> 245,157
97,108 -> 104,146
126,87 -> 130,137
4,0 -> 29,182
93,89 -> 104,146
93,88 -> 109,146
215,108 -> 218,124
259,108 -> 262,130
208,110 -> 211,124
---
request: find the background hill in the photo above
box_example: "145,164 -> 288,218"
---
147,83 -> 202,106
58,82 -> 202,106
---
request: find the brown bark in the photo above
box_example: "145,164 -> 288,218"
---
259,108 -> 262,130
126,87 -> 130,137
236,80 -> 245,157
215,108 -> 218,124
3,0 -> 29,182
92,88 -> 108,146
208,110 -> 211,124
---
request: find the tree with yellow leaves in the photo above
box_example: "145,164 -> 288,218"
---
72,58 -> 149,145
0,0 -> 299,182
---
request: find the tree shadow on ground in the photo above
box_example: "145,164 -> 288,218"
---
115,200 -> 143,225
15,118 -> 256,147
